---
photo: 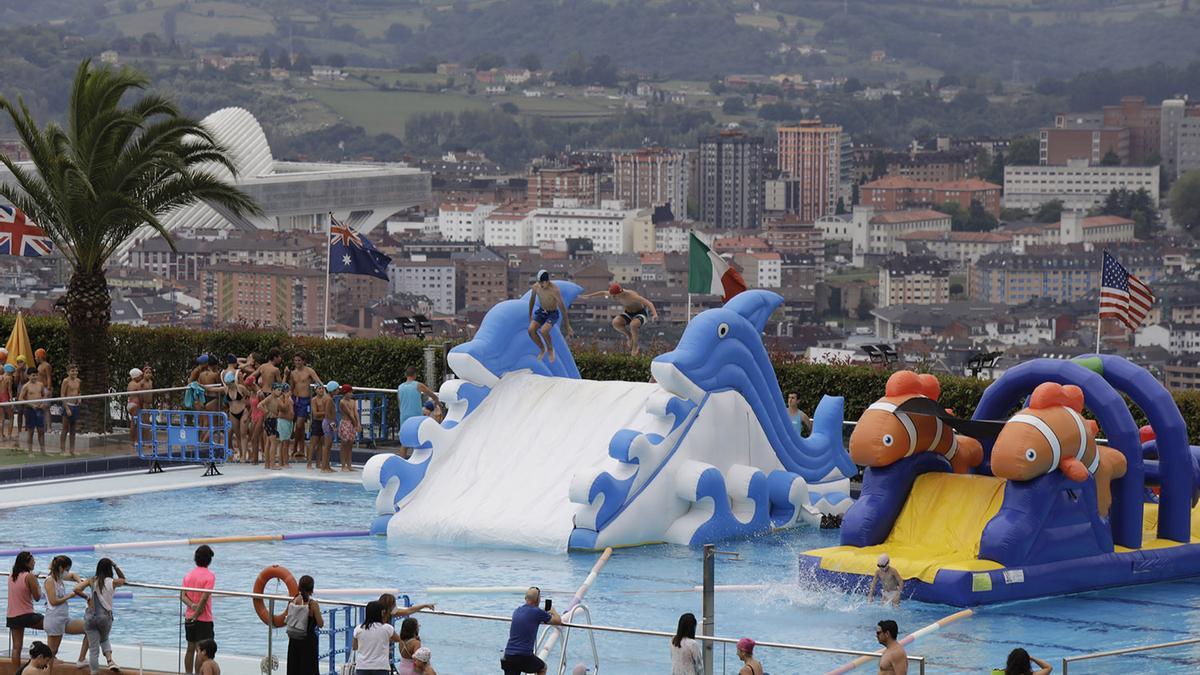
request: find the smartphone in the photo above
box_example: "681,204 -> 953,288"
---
543,599 -> 552,612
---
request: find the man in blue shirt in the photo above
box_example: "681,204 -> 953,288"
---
396,366 -> 438,458
501,587 -> 562,674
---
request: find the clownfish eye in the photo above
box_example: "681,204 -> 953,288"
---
1025,448 -> 1038,462
882,434 -> 894,447
717,323 -> 730,338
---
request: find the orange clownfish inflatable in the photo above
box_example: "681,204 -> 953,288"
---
991,382 -> 1128,517
850,370 -> 983,473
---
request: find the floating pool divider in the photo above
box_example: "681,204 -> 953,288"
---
536,547 -> 613,661
826,608 -> 975,674
0,529 -> 372,558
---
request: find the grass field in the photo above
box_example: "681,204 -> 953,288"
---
490,93 -> 616,119
309,86 -> 489,136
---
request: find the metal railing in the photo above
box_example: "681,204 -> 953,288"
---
105,580 -> 926,674
1061,636 -> 1200,673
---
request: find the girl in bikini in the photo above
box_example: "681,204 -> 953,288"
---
223,372 -> 249,462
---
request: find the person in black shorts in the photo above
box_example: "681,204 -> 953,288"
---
501,587 -> 561,675
582,283 -> 659,356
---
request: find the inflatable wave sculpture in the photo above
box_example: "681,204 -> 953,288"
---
363,289 -> 855,550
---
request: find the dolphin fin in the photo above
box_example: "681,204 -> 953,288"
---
723,290 -> 783,332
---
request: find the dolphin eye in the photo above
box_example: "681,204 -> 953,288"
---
882,434 -> 894,447
1025,448 -> 1038,462
717,322 -> 730,339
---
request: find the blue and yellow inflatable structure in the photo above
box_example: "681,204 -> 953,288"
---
799,354 -> 1200,606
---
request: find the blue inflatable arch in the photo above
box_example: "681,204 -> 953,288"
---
974,358 -> 1144,549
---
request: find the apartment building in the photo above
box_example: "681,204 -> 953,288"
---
1002,159 -> 1160,211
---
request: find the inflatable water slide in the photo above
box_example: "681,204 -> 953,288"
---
363,285 -> 856,551
799,355 -> 1200,606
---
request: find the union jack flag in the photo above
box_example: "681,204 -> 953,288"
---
328,214 -> 390,280
0,205 -> 52,257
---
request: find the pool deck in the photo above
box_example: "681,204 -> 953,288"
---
0,462 -> 363,510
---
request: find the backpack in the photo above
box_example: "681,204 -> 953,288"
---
285,598 -> 310,639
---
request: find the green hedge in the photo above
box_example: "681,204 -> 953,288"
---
3,314 -> 1197,443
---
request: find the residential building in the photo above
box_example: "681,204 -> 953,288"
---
1041,212 -> 1136,245
735,252 -> 782,288
526,166 -> 600,207
1102,96 -> 1161,164
860,176 -> 1002,218
482,203 -> 535,247
388,257 -> 457,315
817,207 -> 953,264
128,231 -> 324,282
611,147 -> 691,215
1160,98 -> 1200,180
776,120 -> 841,221
894,230 -> 1014,266
968,250 -> 1167,304
201,264 -> 325,332
763,216 -> 824,257
878,256 -> 950,307
527,201 -> 651,254
331,275 -> 389,327
697,131 -> 765,228
880,149 -> 981,182
1039,114 -> 1129,165
1002,160 -> 1160,211
452,247 -> 507,311
1165,358 -> 1200,390
437,202 -> 499,241
654,224 -> 693,253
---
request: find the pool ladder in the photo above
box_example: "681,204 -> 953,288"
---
535,604 -> 600,675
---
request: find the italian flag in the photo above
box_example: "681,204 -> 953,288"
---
688,232 -> 747,302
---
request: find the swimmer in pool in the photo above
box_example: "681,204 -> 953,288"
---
867,553 -> 903,608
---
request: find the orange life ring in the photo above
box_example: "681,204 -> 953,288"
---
252,564 -> 299,627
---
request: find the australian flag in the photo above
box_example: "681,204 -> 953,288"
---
329,214 -> 390,280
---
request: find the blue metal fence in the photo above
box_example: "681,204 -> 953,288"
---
317,596 -> 411,675
311,393 -> 394,446
135,409 -> 230,475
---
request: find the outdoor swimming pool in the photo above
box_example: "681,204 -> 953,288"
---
3,476 -> 1200,673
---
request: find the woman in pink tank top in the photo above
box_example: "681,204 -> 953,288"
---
6,551 -> 44,667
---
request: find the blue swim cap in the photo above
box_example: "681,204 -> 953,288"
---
223,371 -> 236,384
423,400 -> 436,411
325,380 -> 339,393
3,364 -> 13,373
197,354 -> 209,364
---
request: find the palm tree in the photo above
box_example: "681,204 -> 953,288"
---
0,59 -> 261,431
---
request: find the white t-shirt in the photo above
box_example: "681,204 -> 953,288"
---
353,622 -> 395,670
670,637 -> 703,675
94,578 -> 115,612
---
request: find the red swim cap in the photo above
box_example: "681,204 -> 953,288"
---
609,283 -> 622,295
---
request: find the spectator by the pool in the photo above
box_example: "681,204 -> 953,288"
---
876,620 -> 907,675
377,594 -> 435,622
43,555 -> 88,667
785,393 -> 812,434
500,587 -> 561,675
1001,648 -> 1052,675
353,601 -> 402,675
669,612 -> 702,675
396,617 -> 423,675
735,637 -> 762,675
76,557 -> 126,674
7,551 -> 43,667
181,545 -> 216,674
285,575 -> 323,675
196,639 -> 220,675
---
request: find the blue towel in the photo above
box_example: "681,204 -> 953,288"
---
183,381 -> 205,409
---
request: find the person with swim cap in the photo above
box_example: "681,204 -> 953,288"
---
868,553 -> 904,608
735,637 -> 762,675
14,355 -> 27,435
127,368 -> 151,452
221,370 -> 250,463
582,282 -> 658,356
34,348 -> 51,392
527,270 -> 573,363
312,382 -> 336,472
0,363 -> 14,442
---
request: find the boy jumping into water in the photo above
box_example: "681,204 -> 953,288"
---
582,283 -> 658,356
527,270 -> 573,362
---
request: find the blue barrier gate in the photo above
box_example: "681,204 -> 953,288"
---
318,596 -> 410,675
310,393 -> 393,446
135,409 -> 230,476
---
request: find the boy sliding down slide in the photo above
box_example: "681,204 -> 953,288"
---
527,270 -> 573,363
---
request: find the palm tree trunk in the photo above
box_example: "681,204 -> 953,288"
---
63,270 -> 112,435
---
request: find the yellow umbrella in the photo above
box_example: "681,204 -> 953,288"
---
5,311 -> 33,368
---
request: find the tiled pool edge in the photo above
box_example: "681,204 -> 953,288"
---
0,447 -> 383,485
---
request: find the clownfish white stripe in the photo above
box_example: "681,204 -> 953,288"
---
930,417 -> 944,453
1010,414 -> 1061,470
867,401 -> 918,457
1063,408 -> 1091,465
945,435 -> 958,461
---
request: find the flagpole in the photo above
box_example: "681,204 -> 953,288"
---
686,293 -> 692,324
1095,251 -> 1103,355
323,211 -> 333,339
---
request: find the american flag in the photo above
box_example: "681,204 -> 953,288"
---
0,205 -> 52,257
1100,251 -> 1154,331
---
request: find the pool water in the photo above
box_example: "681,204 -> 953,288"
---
3,478 -> 1200,673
